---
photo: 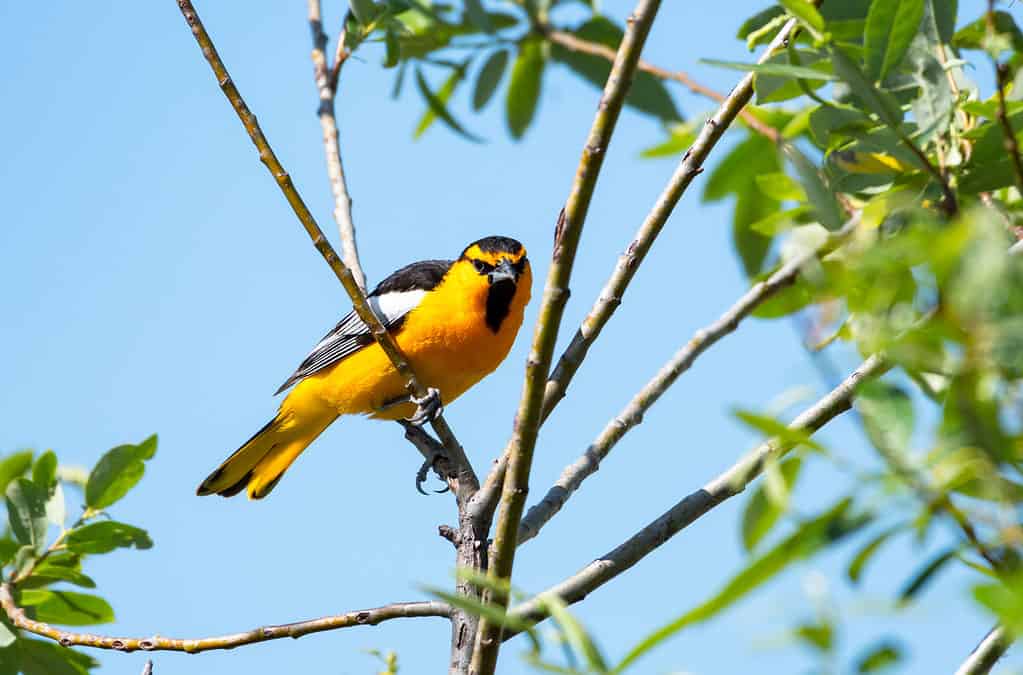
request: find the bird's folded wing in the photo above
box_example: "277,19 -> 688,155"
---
273,259 -> 452,395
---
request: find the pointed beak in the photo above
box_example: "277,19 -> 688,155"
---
488,258 -> 518,286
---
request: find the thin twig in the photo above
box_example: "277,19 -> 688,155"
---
954,624 -> 1012,675
517,219 -> 857,544
469,17 -> 803,525
175,0 -> 476,499
543,28 -> 779,142
309,0 -> 366,291
0,584 -> 448,653
987,0 -> 1023,193
469,3 -> 666,672
506,355 -> 889,630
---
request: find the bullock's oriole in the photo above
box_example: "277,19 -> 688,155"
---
197,236 -> 532,499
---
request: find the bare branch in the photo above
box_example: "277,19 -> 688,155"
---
517,219 -> 857,544
0,584 -> 448,654
470,2 -> 667,671
954,624 -> 1012,675
507,354 -> 889,629
543,28 -> 779,142
175,0 -> 476,499
309,0 -> 366,291
469,17 -> 802,525
986,1 -> 1023,194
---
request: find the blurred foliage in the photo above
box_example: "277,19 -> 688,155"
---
0,438 -> 156,673
10,0 -> 1023,671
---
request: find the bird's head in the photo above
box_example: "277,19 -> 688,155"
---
457,236 -> 532,333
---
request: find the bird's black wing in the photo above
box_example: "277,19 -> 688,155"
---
274,260 -> 452,394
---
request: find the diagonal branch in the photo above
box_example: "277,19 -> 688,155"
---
175,0 -> 476,499
517,219 -> 857,544
542,28 -> 779,142
0,583 -> 448,654
470,17 -> 802,524
308,0 -> 366,291
954,623 -> 1012,675
469,2 -> 667,672
506,354 -> 889,630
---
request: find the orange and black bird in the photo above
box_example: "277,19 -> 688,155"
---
197,236 -> 532,499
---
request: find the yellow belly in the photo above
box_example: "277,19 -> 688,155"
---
278,269 -> 529,422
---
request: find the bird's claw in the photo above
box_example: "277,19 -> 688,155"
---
416,448 -> 451,496
406,387 -> 443,427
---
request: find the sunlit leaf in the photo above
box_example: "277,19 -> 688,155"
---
741,456 -> 803,551
864,0 -> 926,81
18,590 -> 114,626
66,521 -> 153,555
856,640 -> 904,673
6,479 -> 48,552
85,435 -> 157,510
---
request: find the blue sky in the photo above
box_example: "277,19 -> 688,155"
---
0,1 -> 1012,673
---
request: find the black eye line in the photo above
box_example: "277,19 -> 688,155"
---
512,257 -> 527,273
472,259 -> 494,274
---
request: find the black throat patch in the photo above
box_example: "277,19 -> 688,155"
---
486,280 -> 516,333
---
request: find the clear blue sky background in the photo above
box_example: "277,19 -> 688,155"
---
1,1 -> 1013,673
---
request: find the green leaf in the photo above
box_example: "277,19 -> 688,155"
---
925,0 -> 956,44
830,47 -> 902,128
506,38 -> 545,139
847,525 -> 902,583
616,498 -> 870,670
640,120 -> 699,158
31,451 -> 57,494
754,50 -> 829,103
794,621 -> 833,652
741,456 -> 803,551
348,0 -> 377,24
0,539 -> 18,567
552,18 -> 682,122
472,49 -> 509,111
700,58 -> 836,82
784,145 -> 845,230
898,549 -> 956,606
953,12 -> 1023,53
778,0 -> 826,38
864,0 -> 926,82
85,435 -> 157,510
910,50 -> 954,145
856,381 -> 914,456
21,564 -> 96,590
424,587 -> 541,651
733,190 -> 776,278
734,410 -> 826,452
18,638 -> 98,675
19,590 -> 114,626
6,479 -> 48,552
737,6 -> 785,40
856,641 -> 904,673
0,452 -> 33,496
414,66 -> 477,141
66,521 -> 153,555
537,594 -> 608,672
463,0 -> 492,32
974,574 -> 1023,634
383,28 -> 400,68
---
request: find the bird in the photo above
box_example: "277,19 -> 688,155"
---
197,235 -> 532,500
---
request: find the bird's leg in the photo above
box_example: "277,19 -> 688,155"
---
380,387 -> 444,426
397,419 -> 451,495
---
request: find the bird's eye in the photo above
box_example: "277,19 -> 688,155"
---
472,259 -> 493,274
512,257 -> 527,274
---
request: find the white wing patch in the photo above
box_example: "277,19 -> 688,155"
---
275,288 -> 427,394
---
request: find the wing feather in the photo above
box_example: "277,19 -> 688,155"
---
274,260 -> 451,394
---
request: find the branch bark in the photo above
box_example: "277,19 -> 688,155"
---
0,583 -> 448,654
469,17 -> 802,526
954,624 -> 1012,675
469,2 -> 667,672
175,0 -> 476,499
308,0 -> 366,291
517,219 -> 856,544
507,354 -> 889,630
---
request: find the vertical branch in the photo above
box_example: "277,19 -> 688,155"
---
308,0 -> 366,291
469,2 -> 665,672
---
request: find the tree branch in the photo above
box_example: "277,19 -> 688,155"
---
542,28 -> 779,142
469,17 -> 802,526
507,354 -> 889,629
308,0 -> 366,291
517,219 -> 857,544
954,624 -> 1012,675
0,583 -> 448,654
175,0 -> 477,499
469,2 -> 666,672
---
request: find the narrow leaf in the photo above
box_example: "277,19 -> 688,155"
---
6,479 -> 48,552
506,38 -> 545,139
473,50 -> 509,111
830,47 -> 902,128
847,525 -> 902,583
414,67 -> 483,143
898,549 -> 956,605
864,0 -> 926,81
18,590 -> 114,626
700,58 -> 836,81
66,521 -> 153,555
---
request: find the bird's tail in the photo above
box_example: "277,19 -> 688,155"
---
197,407 -> 336,500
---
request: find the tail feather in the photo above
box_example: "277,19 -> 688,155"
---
198,410 -> 336,499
